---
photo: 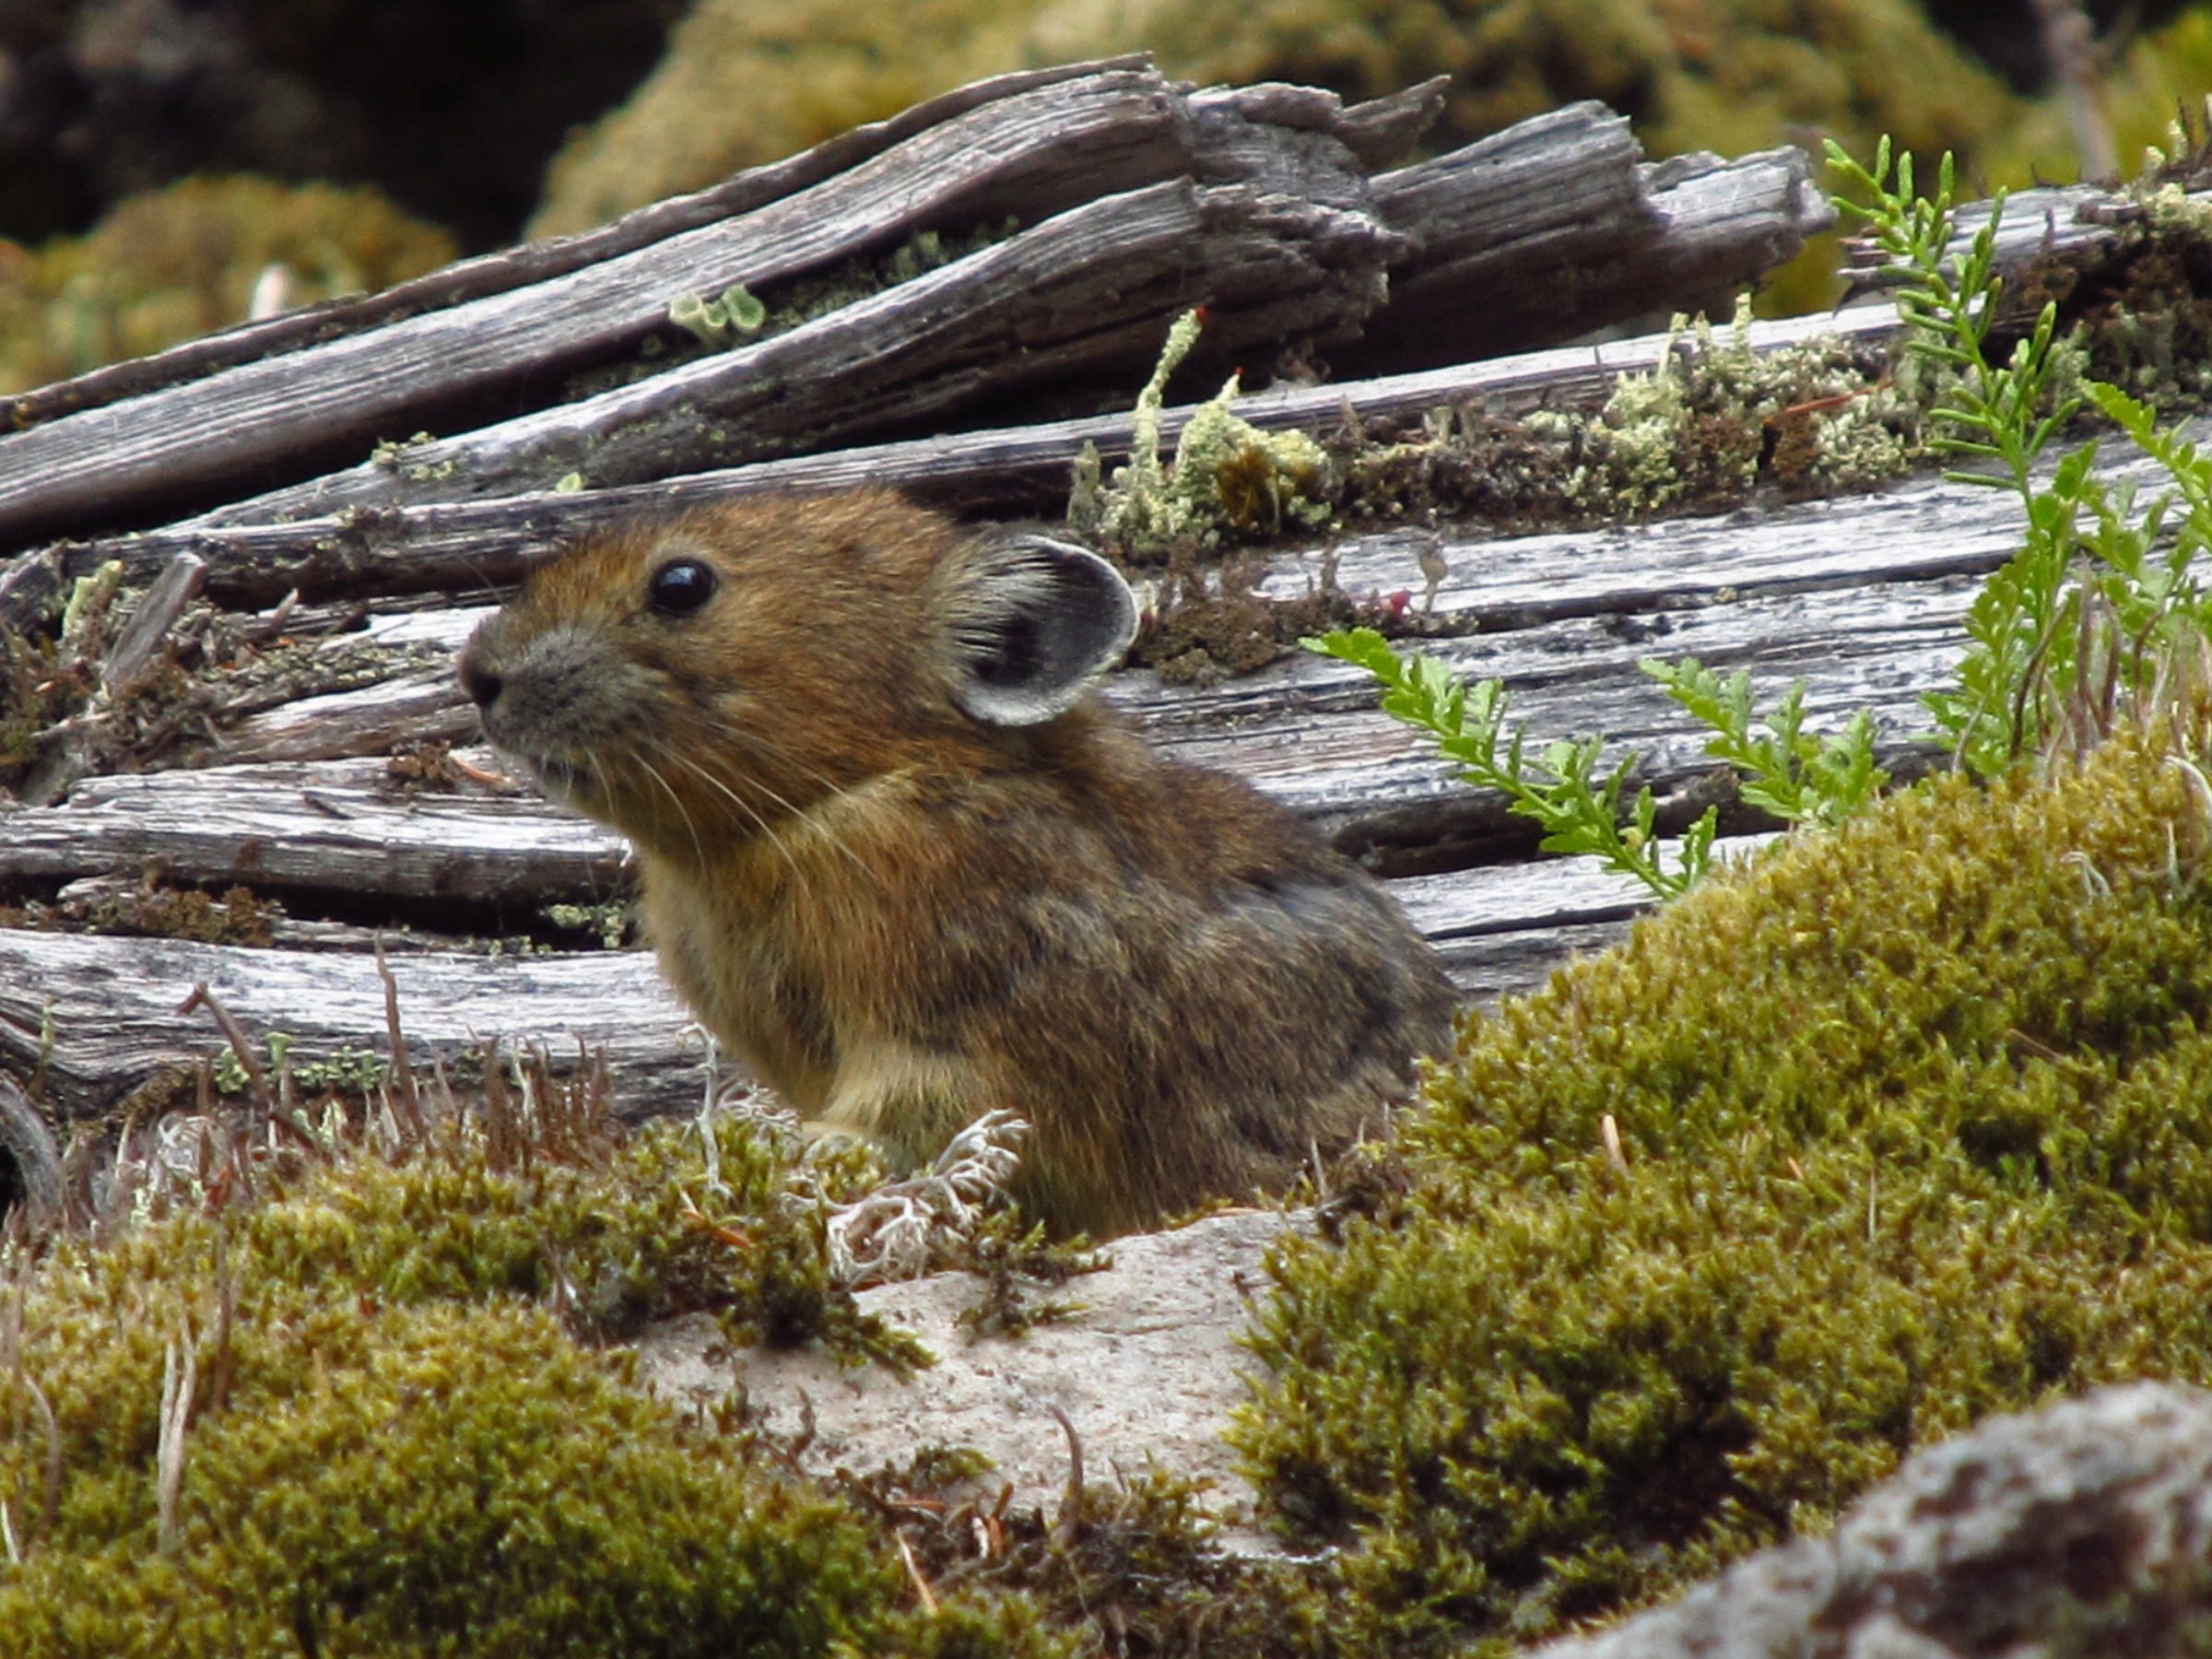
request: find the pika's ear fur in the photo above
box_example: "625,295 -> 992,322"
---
937,534 -> 1137,727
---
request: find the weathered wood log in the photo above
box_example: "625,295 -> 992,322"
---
0,71 -> 1844,557
0,64 -> 1208,547
0,844 -> 1672,1125
101,554 -> 208,699
0,758 -> 629,903
0,58 -> 1166,437
0,928 -> 706,1123
210,665 -> 488,765
0,453 -> 2023,908
1345,107 -> 1832,372
203,175 -> 1403,524
54,306 -> 1902,606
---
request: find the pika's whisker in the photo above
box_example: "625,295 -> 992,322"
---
645,736 -> 810,888
629,749 -> 708,874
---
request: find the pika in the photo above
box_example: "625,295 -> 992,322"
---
459,491 -> 1456,1235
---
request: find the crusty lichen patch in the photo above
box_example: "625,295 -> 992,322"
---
1232,723 -> 2212,1653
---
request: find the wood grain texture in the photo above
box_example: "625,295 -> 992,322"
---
0,851 -> 1661,1125
0,66 -> 1196,547
1347,111 -> 1831,371
65,306 -> 1902,606
0,57 -> 1160,435
0,81 -> 1845,557
200,185 -> 1398,523
0,460 -> 2039,905
0,927 -> 705,1123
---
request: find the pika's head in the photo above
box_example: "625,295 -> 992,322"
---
458,490 -> 1135,853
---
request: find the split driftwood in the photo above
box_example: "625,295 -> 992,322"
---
0,62 -> 1833,552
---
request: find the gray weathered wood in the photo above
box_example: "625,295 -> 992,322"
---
0,78 -> 1845,556
0,454 -> 2016,905
0,65 -> 1200,547
1,757 -> 629,903
1348,107 -> 1831,371
58,306 -> 1901,606
203,174 -> 1401,524
0,1070 -> 63,1223
101,554 -> 207,698
0,844 -> 1665,1125
210,665 -> 487,765
0,928 -> 706,1124
0,57 -> 1159,434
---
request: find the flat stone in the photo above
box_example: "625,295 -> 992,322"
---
634,1207 -> 1290,1531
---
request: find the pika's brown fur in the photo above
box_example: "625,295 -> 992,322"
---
459,491 -> 1455,1235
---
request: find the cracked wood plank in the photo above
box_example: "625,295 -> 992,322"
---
1347,106 -> 1830,371
0,928 -> 706,1123
0,849 -> 1667,1125
0,80 -> 1838,560
205,172 -> 1401,524
58,305 -> 1902,605
0,57 -> 1160,435
0,65 -> 1200,547
0,458 -> 2024,906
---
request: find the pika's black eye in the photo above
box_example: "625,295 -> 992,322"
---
647,558 -> 717,616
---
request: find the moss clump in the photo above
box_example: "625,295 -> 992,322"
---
0,175 -> 453,397
0,1097 -> 1292,1655
0,883 -> 280,948
0,1296 -> 892,1658
0,1111 -> 1024,1654
1233,726 -> 2212,1653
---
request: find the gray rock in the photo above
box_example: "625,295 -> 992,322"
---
634,1207 -> 1288,1535
1538,1382 -> 2212,1659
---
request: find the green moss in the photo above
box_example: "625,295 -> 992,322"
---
0,1112 -> 994,1654
0,1098 -> 1300,1655
0,176 -> 453,398
1233,726 -> 2212,1653
0,1297 -> 893,1658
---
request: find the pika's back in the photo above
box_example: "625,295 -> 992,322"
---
462,491 -> 1456,1234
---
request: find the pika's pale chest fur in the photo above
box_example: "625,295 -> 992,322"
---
460,491 -> 1455,1235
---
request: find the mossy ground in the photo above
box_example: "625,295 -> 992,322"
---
16,722 -> 2212,1654
0,1084 -> 1304,1656
1234,724 -> 2212,1653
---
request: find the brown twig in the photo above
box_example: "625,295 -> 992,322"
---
1051,1404 -> 1086,1550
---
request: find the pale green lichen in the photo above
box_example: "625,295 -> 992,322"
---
541,900 -> 634,948
1070,310 -> 1330,557
1530,296 -> 1917,514
668,280 -> 766,347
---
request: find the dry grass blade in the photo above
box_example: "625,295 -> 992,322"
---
157,1318 -> 197,1555
375,938 -> 428,1145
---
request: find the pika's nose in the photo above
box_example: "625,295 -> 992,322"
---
458,652 -> 502,710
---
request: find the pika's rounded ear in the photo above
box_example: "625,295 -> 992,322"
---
940,535 -> 1137,726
